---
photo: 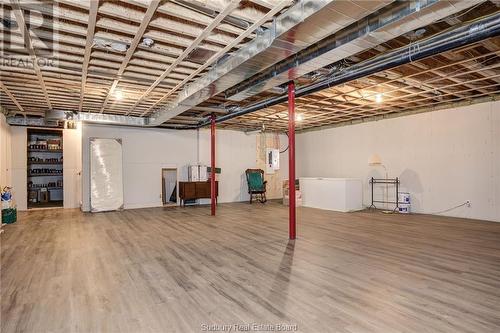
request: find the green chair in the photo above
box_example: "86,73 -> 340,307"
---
245,169 -> 267,204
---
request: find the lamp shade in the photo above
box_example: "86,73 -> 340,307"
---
368,153 -> 382,166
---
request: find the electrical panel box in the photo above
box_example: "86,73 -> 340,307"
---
266,148 -> 280,174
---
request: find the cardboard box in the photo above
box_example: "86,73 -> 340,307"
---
283,189 -> 302,207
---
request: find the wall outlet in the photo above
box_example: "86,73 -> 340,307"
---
466,200 -> 471,208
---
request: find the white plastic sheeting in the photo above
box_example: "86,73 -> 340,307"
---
90,138 -> 124,212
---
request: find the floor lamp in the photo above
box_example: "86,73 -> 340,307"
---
368,154 -> 389,211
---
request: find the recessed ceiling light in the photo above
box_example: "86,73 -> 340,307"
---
375,93 -> 383,103
295,113 -> 304,121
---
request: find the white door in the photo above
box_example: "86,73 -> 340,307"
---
90,138 -> 124,212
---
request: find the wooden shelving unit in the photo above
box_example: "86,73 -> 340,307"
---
27,129 -> 64,209
27,149 -> 63,153
28,186 -> 63,190
28,162 -> 63,166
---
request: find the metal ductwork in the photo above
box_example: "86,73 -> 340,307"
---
8,11 -> 500,129
145,0 -> 392,126
191,11 -> 500,128
7,112 -> 148,128
225,0 -> 485,101
6,1 -> 496,129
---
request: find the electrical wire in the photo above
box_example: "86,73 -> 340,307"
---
433,3 -> 484,25
429,202 -> 470,215
279,132 -> 289,153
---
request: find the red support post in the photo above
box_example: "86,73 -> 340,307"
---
210,113 -> 216,216
288,81 -> 296,240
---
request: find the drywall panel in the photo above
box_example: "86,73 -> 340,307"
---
63,126 -> 82,208
493,106 -> 500,221
297,100 -> 500,222
10,126 -> 27,210
0,114 -> 12,189
81,124 -> 197,211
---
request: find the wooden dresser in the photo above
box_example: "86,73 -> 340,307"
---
178,181 -> 218,206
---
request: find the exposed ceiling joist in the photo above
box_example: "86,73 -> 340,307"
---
128,0 -> 242,114
140,0 -> 292,116
99,0 -> 161,113
79,0 -> 100,112
10,0 -> 52,110
0,81 -> 26,115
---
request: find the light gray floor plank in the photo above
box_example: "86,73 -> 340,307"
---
1,203 -> 500,332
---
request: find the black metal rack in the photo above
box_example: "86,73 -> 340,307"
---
369,177 -> 400,211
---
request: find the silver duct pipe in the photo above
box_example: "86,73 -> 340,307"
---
172,0 -> 253,30
9,11 -> 499,129
225,0 -> 484,101
145,0 -> 391,126
191,11 -> 500,128
7,2 -> 496,129
7,117 -> 56,127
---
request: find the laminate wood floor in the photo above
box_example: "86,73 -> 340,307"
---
1,203 -> 500,333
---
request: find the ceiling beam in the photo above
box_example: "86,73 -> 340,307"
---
0,81 -> 26,115
79,0 -> 100,112
99,0 -> 161,113
140,0 -> 291,116
128,0 -> 242,115
10,0 -> 52,110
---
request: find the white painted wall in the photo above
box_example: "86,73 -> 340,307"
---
81,125 -> 289,210
296,101 -> 500,222
63,125 -> 82,208
10,126 -> 27,210
8,123 -> 288,212
0,114 -> 12,189
81,124 -> 198,211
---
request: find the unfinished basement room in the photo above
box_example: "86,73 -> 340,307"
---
1,0 -> 500,332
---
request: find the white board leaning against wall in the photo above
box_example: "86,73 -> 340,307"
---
89,138 -> 124,212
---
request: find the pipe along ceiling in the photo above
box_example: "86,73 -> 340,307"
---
181,11 -> 500,129
7,3 -> 499,130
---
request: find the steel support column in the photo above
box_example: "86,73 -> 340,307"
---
288,81 -> 296,239
210,114 -> 216,216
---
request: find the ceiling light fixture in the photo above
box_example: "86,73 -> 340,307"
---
295,113 -> 304,122
141,37 -> 154,48
115,90 -> 124,100
92,38 -> 129,53
375,93 -> 383,104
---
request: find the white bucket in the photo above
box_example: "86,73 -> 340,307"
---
398,203 -> 411,214
398,192 -> 411,204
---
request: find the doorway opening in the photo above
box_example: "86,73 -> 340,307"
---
162,168 -> 178,206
